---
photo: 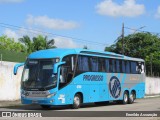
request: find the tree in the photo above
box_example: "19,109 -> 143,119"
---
105,32 -> 160,76
19,35 -> 33,53
0,35 -> 26,52
32,35 -> 56,51
19,35 -> 56,53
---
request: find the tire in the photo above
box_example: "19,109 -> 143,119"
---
128,91 -> 135,104
40,105 -> 51,109
72,94 -> 81,109
122,91 -> 129,104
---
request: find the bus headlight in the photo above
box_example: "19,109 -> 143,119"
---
47,92 -> 56,98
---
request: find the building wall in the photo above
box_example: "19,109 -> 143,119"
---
0,61 -> 159,101
0,61 -> 23,101
145,77 -> 160,95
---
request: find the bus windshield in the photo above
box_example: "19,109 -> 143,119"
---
21,59 -> 57,90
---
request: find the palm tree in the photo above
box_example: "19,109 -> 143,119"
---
33,35 -> 56,51
18,35 -> 33,53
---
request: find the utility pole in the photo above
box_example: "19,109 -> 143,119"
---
122,23 -> 124,55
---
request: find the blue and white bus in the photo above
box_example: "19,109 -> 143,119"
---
14,48 -> 145,109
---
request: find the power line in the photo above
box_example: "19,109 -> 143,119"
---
0,22 -> 108,46
124,26 -> 160,35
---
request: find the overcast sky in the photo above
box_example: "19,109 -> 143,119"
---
0,0 -> 160,50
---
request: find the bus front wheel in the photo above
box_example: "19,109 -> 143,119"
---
72,94 -> 81,109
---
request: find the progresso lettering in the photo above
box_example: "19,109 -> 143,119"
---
83,75 -> 103,81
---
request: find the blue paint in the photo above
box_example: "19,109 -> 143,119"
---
13,62 -> 24,75
14,48 -> 145,106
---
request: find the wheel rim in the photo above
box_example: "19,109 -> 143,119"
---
124,94 -> 128,103
74,96 -> 80,106
130,93 -> 134,102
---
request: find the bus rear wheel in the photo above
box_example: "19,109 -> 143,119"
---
72,94 -> 81,109
129,91 -> 135,104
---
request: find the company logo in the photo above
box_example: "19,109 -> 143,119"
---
109,76 -> 121,98
2,112 -> 11,117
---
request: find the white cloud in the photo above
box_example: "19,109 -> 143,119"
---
0,0 -> 23,3
54,37 -> 80,48
26,15 -> 79,30
96,0 -> 145,17
2,28 -> 40,42
2,29 -> 102,50
3,28 -> 19,41
155,6 -> 160,19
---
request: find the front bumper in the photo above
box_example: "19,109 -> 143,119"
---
21,97 -> 56,105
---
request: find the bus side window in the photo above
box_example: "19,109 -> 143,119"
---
109,59 -> 113,72
59,55 -> 75,89
112,59 -> 116,72
116,60 -> 120,73
90,57 -> 98,72
137,62 -> 145,74
126,61 -> 131,73
105,59 -> 109,72
60,66 -> 68,83
98,58 -> 105,72
122,60 -> 126,73
131,61 -> 138,74
77,56 -> 90,72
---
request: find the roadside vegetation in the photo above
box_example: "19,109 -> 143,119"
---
0,35 -> 56,62
105,32 -> 160,76
0,32 -> 160,76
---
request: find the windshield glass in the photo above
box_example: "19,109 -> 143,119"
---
21,59 -> 57,90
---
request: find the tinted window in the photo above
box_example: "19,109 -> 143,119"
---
116,60 -> 121,73
105,59 -> 109,72
77,56 -> 90,72
122,60 -> 126,73
126,61 -> 130,73
131,62 -> 138,74
63,55 -> 76,72
112,59 -> 116,72
99,58 -> 105,72
90,57 -> 98,72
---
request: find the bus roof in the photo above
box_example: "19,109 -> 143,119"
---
28,48 -> 144,62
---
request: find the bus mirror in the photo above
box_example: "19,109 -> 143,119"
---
53,61 -> 66,74
14,63 -> 24,75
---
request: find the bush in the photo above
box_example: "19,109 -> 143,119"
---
0,49 -> 28,62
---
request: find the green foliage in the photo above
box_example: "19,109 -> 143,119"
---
105,32 -> 160,76
0,35 -> 26,53
0,49 -> 27,62
0,34 -> 56,62
32,35 -> 56,51
19,35 -> 33,53
19,35 -> 56,53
